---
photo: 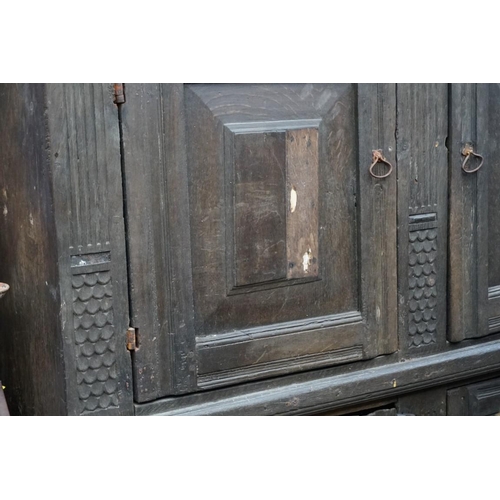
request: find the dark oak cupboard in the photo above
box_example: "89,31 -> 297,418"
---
0,83 -> 499,415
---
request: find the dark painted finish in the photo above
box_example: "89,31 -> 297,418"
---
0,84 -> 66,416
135,339 -> 500,415
120,84 -> 197,401
233,131 -> 287,286
397,387 -> 447,416
310,399 -> 397,416
286,128 -> 319,280
487,84 -> 500,333
0,84 -> 133,415
448,84 -> 490,342
0,83 -> 499,416
123,83 -> 398,400
357,84 -> 398,357
447,376 -> 500,415
186,85 -> 360,332
489,86 -> 500,286
47,84 -> 133,415
396,84 -> 448,354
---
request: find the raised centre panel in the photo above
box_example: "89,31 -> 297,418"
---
227,120 -> 320,291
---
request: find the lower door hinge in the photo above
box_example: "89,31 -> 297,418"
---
126,327 -> 137,351
113,83 -> 126,104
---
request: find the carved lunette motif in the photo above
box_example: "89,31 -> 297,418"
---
70,252 -> 117,414
408,216 -> 438,348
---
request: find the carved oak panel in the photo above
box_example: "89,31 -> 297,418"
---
396,84 -> 448,353
408,222 -> 438,348
47,84 -> 133,415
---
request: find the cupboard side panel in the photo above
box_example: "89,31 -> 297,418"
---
0,84 -> 66,415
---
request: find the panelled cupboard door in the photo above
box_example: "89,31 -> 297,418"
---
487,84 -> 500,335
122,84 -> 398,402
449,84 -> 499,341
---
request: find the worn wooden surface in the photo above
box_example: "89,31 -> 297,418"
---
310,399 -> 397,416
121,84 -> 197,401
47,84 -> 133,415
122,83 -> 399,399
488,84 -> 500,333
196,313 -> 364,389
447,376 -> 500,415
285,128 -> 319,279
396,84 -> 448,353
187,84 -> 357,330
489,85 -> 500,288
397,386 -> 447,416
0,84 -> 66,415
2,83 -> 500,415
448,84 -> 489,341
233,131 -> 287,285
135,338 -> 500,415
357,84 -> 398,357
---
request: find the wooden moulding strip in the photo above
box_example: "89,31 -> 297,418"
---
135,339 -> 500,415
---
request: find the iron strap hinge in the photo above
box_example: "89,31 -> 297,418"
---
113,83 -> 126,104
126,327 -> 137,351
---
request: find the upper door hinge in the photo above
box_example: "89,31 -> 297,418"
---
113,83 -> 126,104
126,327 -> 137,351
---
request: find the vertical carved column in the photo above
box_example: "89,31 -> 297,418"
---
47,84 -> 133,415
408,216 -> 438,347
72,259 -> 118,413
397,84 -> 448,352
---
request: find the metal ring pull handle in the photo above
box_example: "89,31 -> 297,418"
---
461,144 -> 484,174
369,149 -> 393,179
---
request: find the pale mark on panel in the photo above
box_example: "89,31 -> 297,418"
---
290,186 -> 297,213
302,248 -> 313,273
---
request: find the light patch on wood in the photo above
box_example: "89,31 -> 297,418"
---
290,186 -> 297,213
302,248 -> 312,273
2,205 -> 7,217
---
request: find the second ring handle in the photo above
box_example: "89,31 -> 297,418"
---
461,144 -> 484,174
369,150 -> 393,179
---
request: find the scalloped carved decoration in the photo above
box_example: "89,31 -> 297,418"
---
408,228 -> 438,347
72,271 -> 118,414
